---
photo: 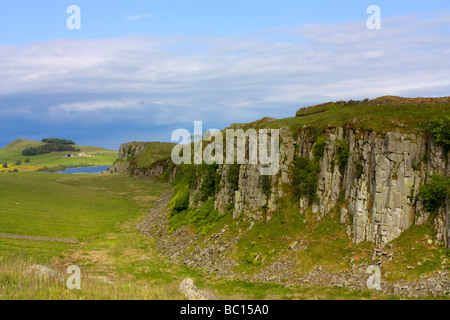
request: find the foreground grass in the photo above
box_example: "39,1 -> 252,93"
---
0,172 -> 446,299
0,254 -> 181,300
0,172 -> 141,240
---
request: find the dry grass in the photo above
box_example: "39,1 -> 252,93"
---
0,255 -> 182,300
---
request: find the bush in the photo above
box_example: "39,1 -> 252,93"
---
170,184 -> 190,215
312,135 -> 327,160
198,163 -> 221,201
419,174 -> 449,213
429,116 -> 450,153
227,164 -> 241,191
336,139 -> 349,174
2,162 -> 7,168
260,175 -> 272,197
24,158 -> 30,163
168,198 -> 225,235
355,162 -> 364,179
15,160 -> 21,166
293,157 -> 320,203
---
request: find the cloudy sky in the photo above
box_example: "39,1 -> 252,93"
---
0,0 -> 449,149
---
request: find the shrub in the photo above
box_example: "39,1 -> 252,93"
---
168,198 -> 225,235
419,174 -> 449,213
355,162 -> 364,179
260,175 -> 272,197
198,163 -> 221,201
170,184 -> 190,215
227,164 -> 241,191
429,116 -> 450,153
15,160 -> 21,166
293,156 -> 320,203
2,162 -> 7,168
226,202 -> 235,212
24,158 -> 30,163
336,139 -> 349,174
313,135 -> 327,160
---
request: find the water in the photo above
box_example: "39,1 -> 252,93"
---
57,165 -> 110,174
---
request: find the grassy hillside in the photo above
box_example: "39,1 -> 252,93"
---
133,142 -> 175,169
0,139 -> 117,172
235,96 -> 450,134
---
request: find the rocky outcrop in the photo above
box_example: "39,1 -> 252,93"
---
192,126 -> 449,248
26,265 -> 64,282
113,119 -> 448,249
179,278 -> 216,300
108,142 -> 175,180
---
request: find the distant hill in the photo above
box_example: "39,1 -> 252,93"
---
0,139 -> 118,172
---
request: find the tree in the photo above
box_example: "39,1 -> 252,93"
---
429,116 -> 450,153
419,174 -> 449,213
293,156 -> 321,203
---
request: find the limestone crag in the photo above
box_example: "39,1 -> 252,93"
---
108,142 -> 176,180
113,126 -> 449,248
202,126 -> 449,248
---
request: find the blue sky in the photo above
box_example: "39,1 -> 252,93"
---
0,0 -> 449,149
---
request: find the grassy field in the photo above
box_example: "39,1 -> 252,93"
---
0,139 -> 117,172
0,172 -> 404,300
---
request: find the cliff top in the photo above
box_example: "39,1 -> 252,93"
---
233,96 -> 449,134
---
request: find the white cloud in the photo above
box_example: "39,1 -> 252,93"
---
0,11 -> 449,127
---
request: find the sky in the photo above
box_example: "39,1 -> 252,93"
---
0,0 -> 449,149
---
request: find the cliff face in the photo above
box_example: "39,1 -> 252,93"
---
191,126 -> 449,248
111,99 -> 449,250
108,141 -> 176,180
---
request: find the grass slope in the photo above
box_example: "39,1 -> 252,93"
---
134,142 -> 175,169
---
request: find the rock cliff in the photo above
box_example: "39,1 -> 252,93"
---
113,97 -> 450,249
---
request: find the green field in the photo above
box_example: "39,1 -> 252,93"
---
0,172 -> 402,300
0,139 -> 117,172
0,173 -> 140,239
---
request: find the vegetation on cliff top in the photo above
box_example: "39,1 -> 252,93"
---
235,96 -> 450,135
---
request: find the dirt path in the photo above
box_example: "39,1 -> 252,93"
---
0,232 -> 79,244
